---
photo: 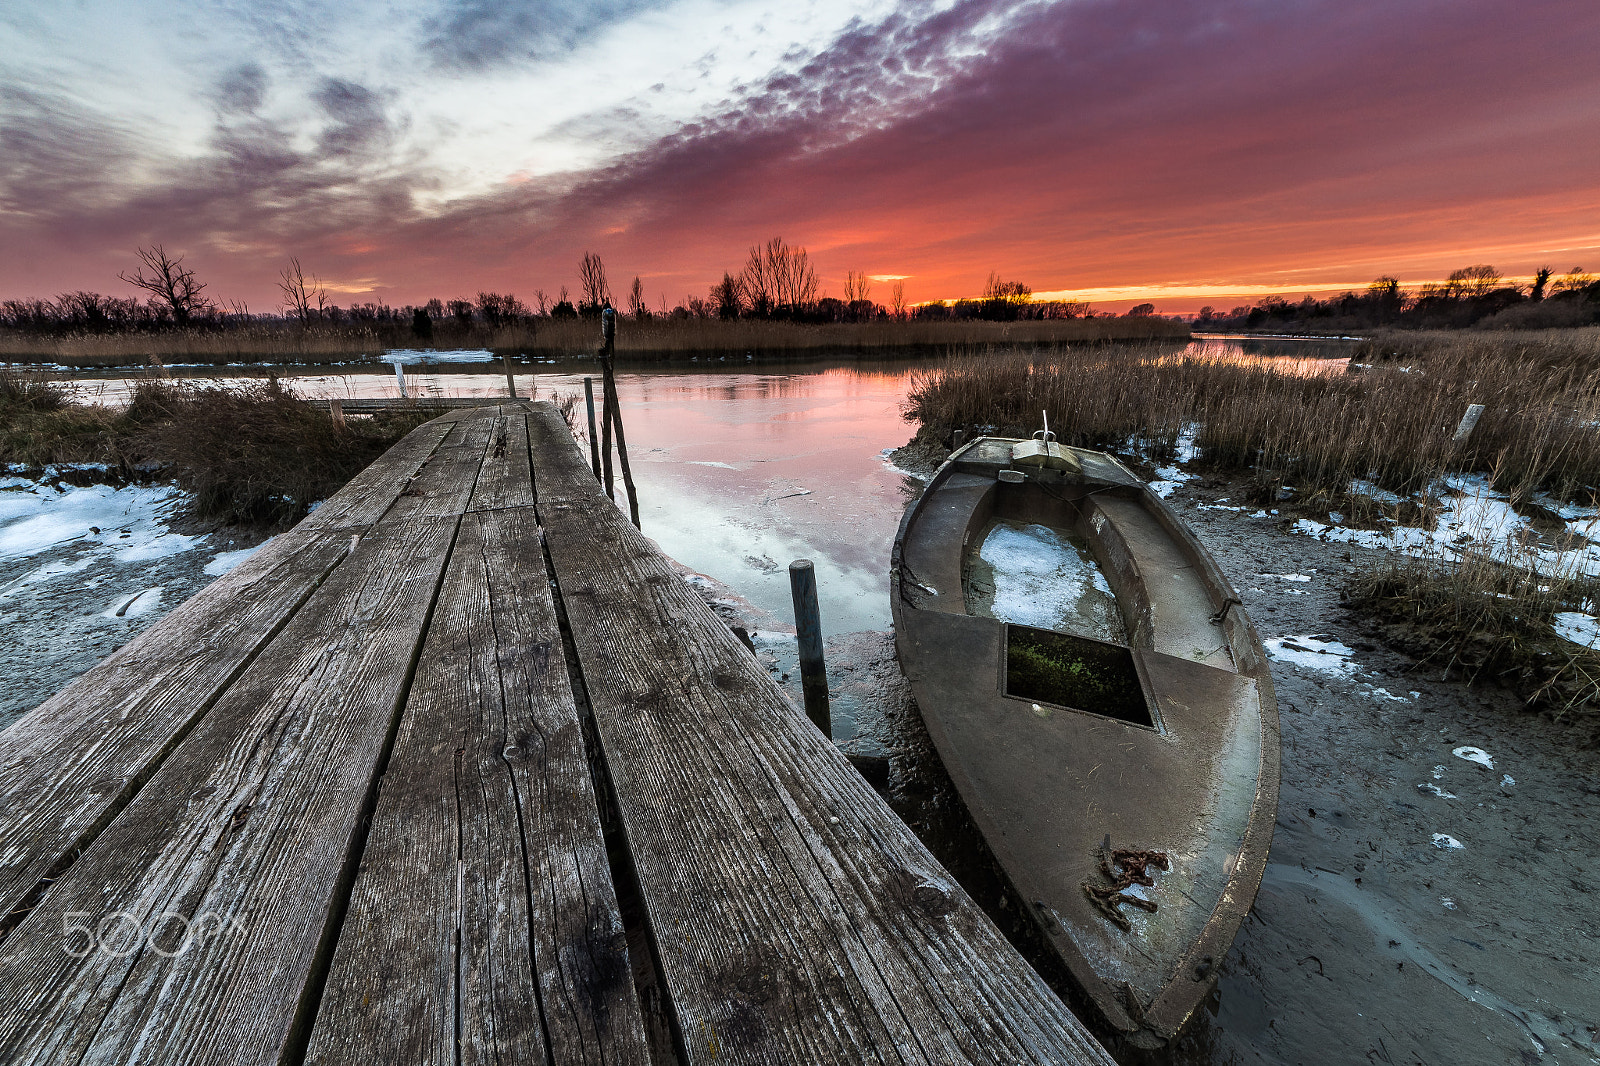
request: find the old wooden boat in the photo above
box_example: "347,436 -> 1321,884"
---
890,433 -> 1280,1047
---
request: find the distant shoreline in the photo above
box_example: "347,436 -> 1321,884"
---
0,316 -> 1188,370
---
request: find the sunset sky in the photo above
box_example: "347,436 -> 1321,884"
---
2,0 -> 1597,314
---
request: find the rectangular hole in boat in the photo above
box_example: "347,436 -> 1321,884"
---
1004,625 -> 1154,728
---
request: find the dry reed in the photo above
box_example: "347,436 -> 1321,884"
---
904,331 -> 1600,506
0,315 -> 1186,366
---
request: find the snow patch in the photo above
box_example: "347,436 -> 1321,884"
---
1418,784 -> 1457,799
1552,612 -> 1600,649
1431,833 -> 1465,850
1452,746 -> 1495,770
204,545 -> 266,577
1289,474 -> 1600,578
104,586 -> 164,619
1,482 -> 197,562
1264,634 -> 1360,675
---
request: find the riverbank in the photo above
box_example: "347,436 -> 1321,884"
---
0,315 -> 1188,368
2,373 -> 440,525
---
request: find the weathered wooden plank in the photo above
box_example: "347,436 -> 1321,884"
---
526,405 -> 1112,1065
383,413 -> 499,522
307,506 -> 649,1066
0,529 -> 351,929
0,414 -> 465,932
466,413 -> 537,513
298,415 -> 456,531
0,514 -> 459,1066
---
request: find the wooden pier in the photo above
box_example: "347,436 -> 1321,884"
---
0,403 -> 1112,1065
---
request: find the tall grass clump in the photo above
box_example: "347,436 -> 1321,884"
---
119,378 -> 439,525
1347,547 -> 1600,717
0,368 -> 118,466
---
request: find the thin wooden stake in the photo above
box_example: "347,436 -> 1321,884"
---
1453,403 -> 1486,443
584,377 -> 602,480
329,398 -> 347,433
789,560 -> 831,736
501,352 -> 518,399
393,361 -> 407,399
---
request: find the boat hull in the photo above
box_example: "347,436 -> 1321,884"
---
891,438 -> 1280,1045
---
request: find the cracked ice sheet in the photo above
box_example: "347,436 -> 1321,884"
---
0,482 -> 199,563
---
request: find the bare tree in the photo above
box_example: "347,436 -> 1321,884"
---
741,237 -> 817,318
1553,267 -> 1593,294
844,270 -> 872,304
277,257 -> 325,324
119,245 -> 211,326
739,244 -> 776,317
628,276 -> 648,320
578,251 -> 611,313
1445,265 -> 1502,299
890,280 -> 907,320
532,289 -> 550,316
1530,266 -> 1552,302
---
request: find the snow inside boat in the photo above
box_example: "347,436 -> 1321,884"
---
890,434 -> 1280,1046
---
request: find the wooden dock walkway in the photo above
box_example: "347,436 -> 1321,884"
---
0,403 -> 1112,1066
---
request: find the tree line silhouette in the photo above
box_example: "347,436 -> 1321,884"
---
0,238 -> 1110,339
1195,266 -> 1600,332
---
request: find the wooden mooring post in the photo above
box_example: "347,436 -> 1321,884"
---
788,559 -> 831,736
393,361 -> 407,399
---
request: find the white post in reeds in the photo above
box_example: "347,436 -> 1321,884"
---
329,398 -> 346,432
393,361 -> 407,399
1453,403 -> 1486,443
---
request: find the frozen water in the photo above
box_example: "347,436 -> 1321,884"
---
1452,746 -> 1495,770
0,481 -> 198,562
1431,833 -> 1466,849
964,520 -> 1124,641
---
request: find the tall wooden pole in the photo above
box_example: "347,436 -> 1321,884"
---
599,312 -> 615,501
583,376 -> 602,480
599,305 -> 641,529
